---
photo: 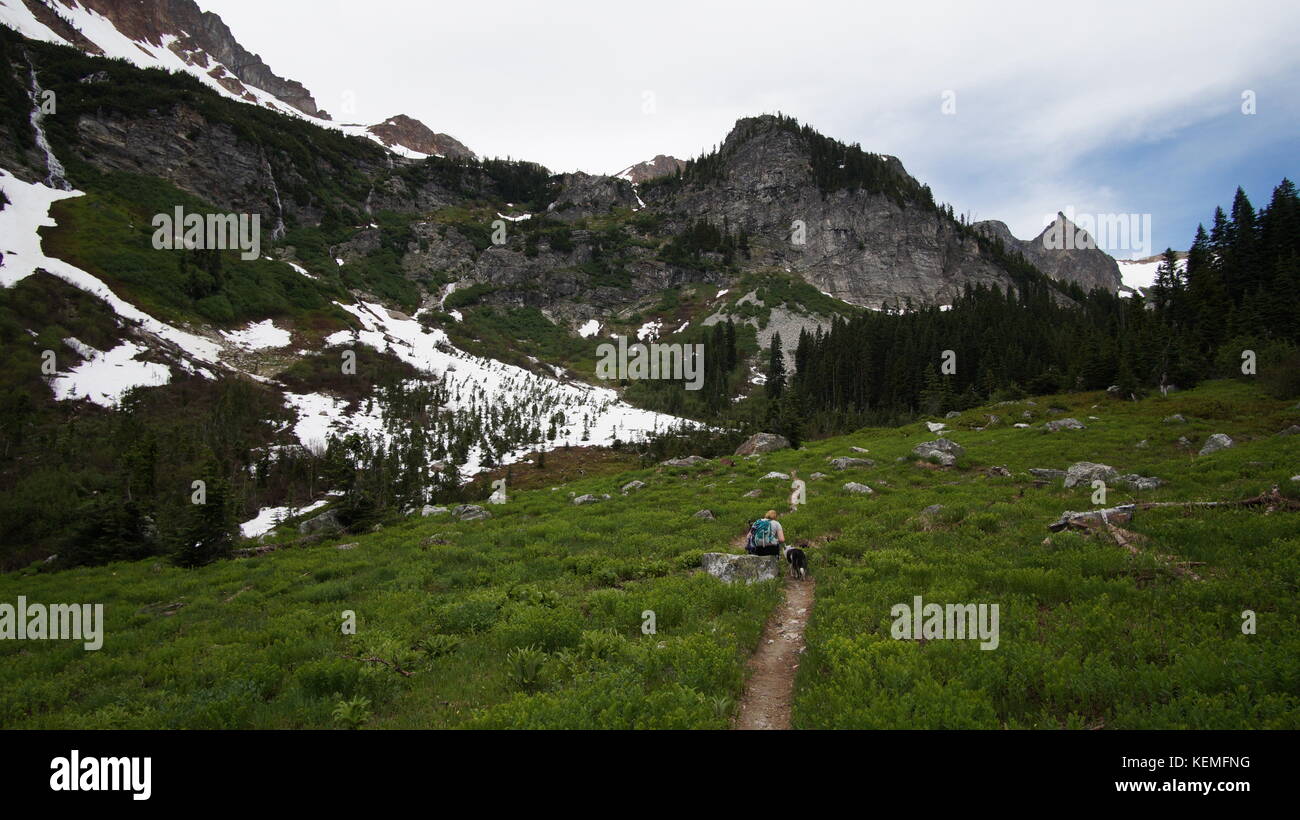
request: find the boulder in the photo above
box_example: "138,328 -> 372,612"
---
421,505 -> 449,517
1163,413 -> 1187,424
1044,418 -> 1086,432
1198,433 -> 1235,456
661,455 -> 707,467
621,480 -> 647,494
702,552 -> 780,584
693,509 -> 715,520
452,504 -> 492,521
843,482 -> 873,494
912,438 -> 965,467
760,471 -> 791,481
734,432 -> 791,456
573,494 -> 601,505
298,509 -> 342,535
925,421 -> 947,433
1063,462 -> 1118,488
829,457 -> 874,470
1117,474 -> 1164,491
1028,468 -> 1066,481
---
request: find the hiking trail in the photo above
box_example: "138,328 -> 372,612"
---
733,574 -> 815,730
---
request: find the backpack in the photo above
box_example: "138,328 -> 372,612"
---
750,518 -> 777,547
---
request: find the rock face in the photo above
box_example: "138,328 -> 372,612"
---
973,215 -> 1122,293
912,438 -> 965,466
735,432 -> 791,456
366,115 -> 474,159
1044,418 -> 1086,432
298,509 -> 341,535
1064,462 -> 1118,488
614,154 -> 686,184
1199,433 -> 1235,455
702,552 -> 780,584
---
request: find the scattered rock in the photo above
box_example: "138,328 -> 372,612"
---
925,421 -> 947,433
1163,414 -> 1187,424
1177,436 -> 1192,447
912,438 -> 965,467
661,455 -> 707,467
1277,425 -> 1300,436
920,504 -> 944,517
693,509 -> 715,520
985,465 -> 1012,477
1117,474 -> 1164,490
298,509 -> 341,536
744,489 -> 763,498
1021,410 -> 1033,419
734,433 -> 790,456
1064,462 -> 1118,488
1013,423 -> 1030,428
829,457 -> 874,470
1135,440 -> 1149,448
452,504 -> 492,521
843,482 -> 873,494
986,414 -> 1001,425
702,552 -> 780,584
1028,468 -> 1067,481
945,411 -> 961,419
336,542 -> 359,551
573,494 -> 601,505
421,505 -> 449,517
850,446 -> 871,453
1044,418 -> 1086,432
760,471 -> 791,481
1198,433 -> 1234,456
621,480 -> 647,494
809,472 -> 829,481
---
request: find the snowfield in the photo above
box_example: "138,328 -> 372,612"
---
221,320 -> 292,351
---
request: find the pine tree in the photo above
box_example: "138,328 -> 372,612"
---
766,333 -> 786,399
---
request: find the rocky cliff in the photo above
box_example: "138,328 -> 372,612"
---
973,215 -> 1122,292
367,115 -> 475,160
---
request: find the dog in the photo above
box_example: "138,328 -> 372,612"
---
785,542 -> 809,580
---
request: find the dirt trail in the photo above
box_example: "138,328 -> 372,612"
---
733,576 -> 815,730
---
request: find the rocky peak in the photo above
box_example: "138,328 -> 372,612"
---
614,154 -> 684,183
973,213 -> 1122,293
366,115 -> 475,160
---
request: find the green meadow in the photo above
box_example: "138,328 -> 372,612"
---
1,379 -> 1297,729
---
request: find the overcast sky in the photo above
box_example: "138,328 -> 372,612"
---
203,0 -> 1299,257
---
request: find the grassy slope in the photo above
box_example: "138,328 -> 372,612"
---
0,380 -> 1297,729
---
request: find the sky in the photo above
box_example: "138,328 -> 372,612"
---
202,0 -> 1300,258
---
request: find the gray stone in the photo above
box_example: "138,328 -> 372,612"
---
298,509 -> 341,535
734,432 -> 791,456
693,509 -> 715,520
702,552 -> 780,584
945,411 -> 961,419
986,465 -> 1012,477
743,489 -> 763,498
1277,425 -> 1300,436
851,446 -> 871,453
920,504 -> 944,516
1117,474 -> 1164,491
843,482 -> 874,494
809,472 -> 829,480
1064,462 -> 1118,488
621,480 -> 647,494
925,421 -> 947,433
336,542 -> 359,551
1028,468 -> 1066,481
1198,433 -> 1235,456
829,457 -> 875,470
1163,414 -> 1187,424
912,438 -> 965,466
760,471 -> 791,481
452,504 -> 492,521
421,505 -> 449,517
573,494 -> 601,505
661,455 -> 707,467
1044,418 -> 1086,432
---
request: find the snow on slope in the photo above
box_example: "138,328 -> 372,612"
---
50,338 -> 172,406
1116,256 -> 1186,293
221,319 -> 291,350
0,0 -> 418,158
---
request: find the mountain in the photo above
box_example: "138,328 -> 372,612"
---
0,0 -> 466,158
614,154 -> 684,183
366,115 -> 474,160
973,214 -> 1123,293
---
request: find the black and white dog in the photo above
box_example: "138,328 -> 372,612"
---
785,542 -> 809,580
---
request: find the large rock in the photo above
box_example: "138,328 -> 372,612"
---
829,457 -> 875,470
843,482 -> 873,494
912,438 -> 965,466
734,433 -> 790,457
661,455 -> 708,467
925,421 -> 946,433
421,505 -> 449,517
298,509 -> 341,535
702,553 -> 780,584
1063,462 -> 1118,488
1199,433 -> 1235,455
1044,418 -> 1086,432
452,504 -> 492,521
621,480 -> 647,494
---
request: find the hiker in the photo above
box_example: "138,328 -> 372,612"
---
745,510 -> 785,556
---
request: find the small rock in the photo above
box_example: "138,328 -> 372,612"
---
809,472 -> 828,480
336,542 -> 359,551
452,504 -> 492,521
912,438 -> 965,467
945,411 -> 961,419
693,509 -> 715,520
421,505 -> 449,517
1049,505 -> 1135,531
850,446 -> 871,453
1117,474 -> 1164,491
1198,433 -> 1234,456
760,471 -> 791,481
843,482 -> 873,494
661,455 -> 707,467
573,494 -> 601,505
1021,410 -> 1033,419
1135,440 -> 1149,448
298,509 -> 342,536
1163,414 -> 1187,424
829,457 -> 874,470
1277,425 -> 1300,436
1044,418 -> 1086,432
621,480 -> 647,494
743,489 -> 763,498
986,465 -> 1012,477
920,504 -> 944,517
926,421 -> 947,433
1013,423 -> 1030,428
1028,468 -> 1067,481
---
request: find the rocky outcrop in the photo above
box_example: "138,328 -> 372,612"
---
615,154 -> 685,184
367,115 -> 475,159
973,214 -> 1122,293
702,552 -> 779,584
